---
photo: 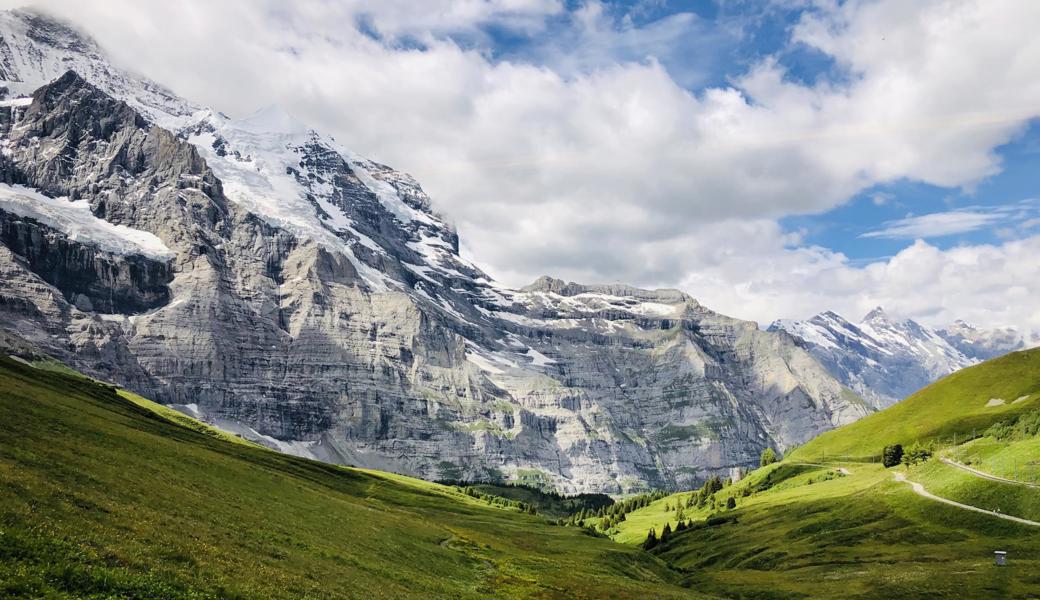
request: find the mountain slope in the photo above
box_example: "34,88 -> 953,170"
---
0,9 -> 867,493
0,355 -> 706,599
789,347 -> 1040,461
770,308 -> 978,408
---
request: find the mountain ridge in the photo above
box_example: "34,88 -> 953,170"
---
770,307 -> 1025,408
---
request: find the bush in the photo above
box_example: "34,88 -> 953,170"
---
882,444 -> 904,468
760,448 -> 778,467
902,443 -> 932,466
726,497 -> 736,510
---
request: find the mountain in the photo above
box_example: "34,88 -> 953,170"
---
769,307 -> 985,408
0,9 -> 868,493
937,319 -> 1025,361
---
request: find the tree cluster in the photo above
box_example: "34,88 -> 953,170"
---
642,519 -> 699,551
562,490 -> 667,528
901,443 -> 932,467
459,486 -> 537,514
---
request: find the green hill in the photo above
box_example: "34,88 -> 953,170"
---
790,347 -> 1040,462
599,349 -> 1040,598
0,356 -> 704,600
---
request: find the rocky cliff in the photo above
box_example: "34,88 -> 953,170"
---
0,9 -> 869,493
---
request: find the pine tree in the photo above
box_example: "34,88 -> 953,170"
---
726,497 -> 736,510
660,523 -> 672,544
643,528 -> 658,550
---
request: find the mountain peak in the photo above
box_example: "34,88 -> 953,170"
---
10,8 -> 98,54
862,306 -> 890,323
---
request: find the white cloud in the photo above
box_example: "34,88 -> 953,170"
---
862,201 -> 1040,239
680,230 -> 1040,336
4,0 -> 1040,334
862,210 -> 1003,239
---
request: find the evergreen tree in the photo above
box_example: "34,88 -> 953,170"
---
882,444 -> 904,468
726,497 -> 736,510
760,447 -> 778,467
660,523 -> 672,544
643,528 -> 658,550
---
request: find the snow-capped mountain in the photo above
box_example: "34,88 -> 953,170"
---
937,320 -> 1025,361
769,307 -> 1021,408
0,9 -> 870,493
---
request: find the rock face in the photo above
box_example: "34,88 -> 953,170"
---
769,308 -> 1023,409
0,9 -> 870,493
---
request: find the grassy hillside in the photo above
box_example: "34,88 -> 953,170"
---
948,435 -> 1040,483
601,349 -> 1040,598
790,348 -> 1040,462
0,356 -> 705,600
656,463 -> 1040,599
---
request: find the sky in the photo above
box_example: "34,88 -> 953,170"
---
8,0 -> 1040,335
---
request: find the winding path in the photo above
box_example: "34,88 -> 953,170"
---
939,457 -> 1040,489
892,472 -> 1040,527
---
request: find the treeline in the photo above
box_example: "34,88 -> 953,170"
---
457,486 -> 538,514
446,481 -> 614,518
561,490 -> 668,528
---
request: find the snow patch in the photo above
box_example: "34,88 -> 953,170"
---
0,183 -> 174,259
525,347 -> 556,366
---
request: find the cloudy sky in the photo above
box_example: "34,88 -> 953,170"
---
12,0 -> 1040,334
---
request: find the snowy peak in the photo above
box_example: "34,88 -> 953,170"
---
862,306 -> 890,323
770,308 -> 976,408
0,9 -> 196,122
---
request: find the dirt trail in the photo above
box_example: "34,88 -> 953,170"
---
892,472 -> 1040,527
940,457 -> 1040,489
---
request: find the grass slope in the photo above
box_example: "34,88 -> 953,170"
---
0,357 -> 705,600
657,463 -> 1040,599
790,348 -> 1040,462
605,349 -> 1040,598
948,435 -> 1040,484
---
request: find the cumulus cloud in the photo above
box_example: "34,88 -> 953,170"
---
4,0 -> 1039,333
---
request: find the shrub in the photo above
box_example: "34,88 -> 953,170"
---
882,444 -> 904,468
726,497 -> 736,510
760,448 -> 778,467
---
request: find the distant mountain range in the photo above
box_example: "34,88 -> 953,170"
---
770,308 -> 1025,408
